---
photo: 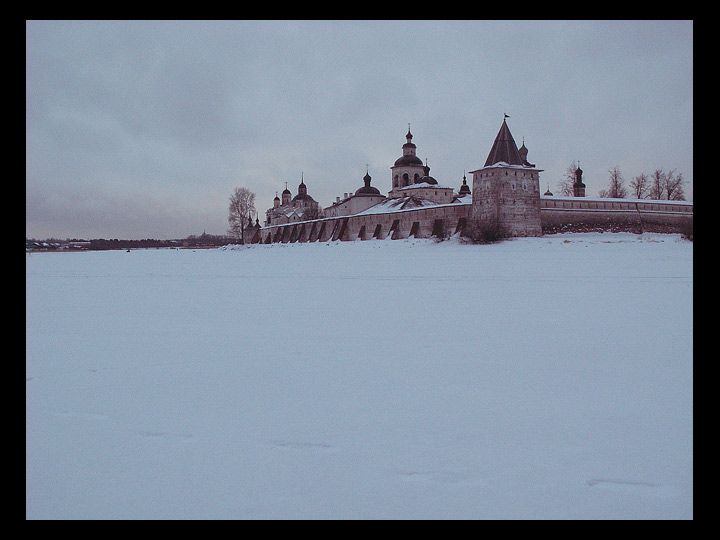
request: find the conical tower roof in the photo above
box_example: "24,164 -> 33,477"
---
484,119 -> 524,167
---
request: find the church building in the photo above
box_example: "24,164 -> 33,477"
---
324,168 -> 386,218
265,175 -> 322,226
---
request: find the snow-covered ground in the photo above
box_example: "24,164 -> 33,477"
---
26,233 -> 693,519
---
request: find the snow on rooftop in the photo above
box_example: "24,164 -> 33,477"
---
540,194 -> 693,205
356,195 -> 470,216
397,182 -> 455,190
470,161 -> 543,173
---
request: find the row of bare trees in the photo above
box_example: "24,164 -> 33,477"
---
558,162 -> 686,200
598,166 -> 686,200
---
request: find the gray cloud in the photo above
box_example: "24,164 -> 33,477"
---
26,20 -> 693,239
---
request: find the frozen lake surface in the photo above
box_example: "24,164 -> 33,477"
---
26,233 -> 693,519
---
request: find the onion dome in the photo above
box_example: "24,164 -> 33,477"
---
459,173 -> 470,195
394,125 -> 424,166
574,165 -> 584,185
355,170 -> 381,195
518,138 -> 528,161
292,173 -> 315,201
394,153 -> 424,166
415,163 -> 438,185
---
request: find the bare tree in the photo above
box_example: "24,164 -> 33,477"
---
228,187 -> 256,244
662,169 -> 686,201
558,161 -> 577,196
599,166 -> 627,198
629,173 -> 649,199
648,169 -> 665,200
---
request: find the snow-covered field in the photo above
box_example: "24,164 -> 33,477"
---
26,233 -> 693,519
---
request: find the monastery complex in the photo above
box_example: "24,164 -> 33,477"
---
245,119 -> 692,244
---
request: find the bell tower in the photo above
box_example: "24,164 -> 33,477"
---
389,124 -> 426,197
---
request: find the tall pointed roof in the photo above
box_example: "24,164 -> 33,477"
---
484,119 -> 524,167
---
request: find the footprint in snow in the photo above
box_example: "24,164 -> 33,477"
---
587,478 -> 681,497
271,441 -> 337,454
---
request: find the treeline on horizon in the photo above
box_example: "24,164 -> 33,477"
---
26,232 -> 239,251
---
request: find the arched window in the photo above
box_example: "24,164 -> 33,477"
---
393,175 -> 398,188
403,173 -> 409,186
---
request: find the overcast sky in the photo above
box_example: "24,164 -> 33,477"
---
26,20 -> 693,240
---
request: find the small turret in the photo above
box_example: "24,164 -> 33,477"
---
518,137 -> 535,167
297,173 -> 307,197
282,182 -> 291,206
355,167 -> 381,195
573,162 -> 586,197
459,172 -> 471,196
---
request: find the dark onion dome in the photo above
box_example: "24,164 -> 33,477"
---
355,171 -> 381,195
394,127 -> 423,166
403,128 -> 416,148
394,153 -> 423,167
292,192 -> 316,202
459,174 -> 470,195
293,176 -> 315,201
574,166 -> 584,184
415,164 -> 438,185
282,188 -> 291,195
416,175 -> 438,185
274,194 -> 280,201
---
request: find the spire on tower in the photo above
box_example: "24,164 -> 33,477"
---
484,118 -> 523,167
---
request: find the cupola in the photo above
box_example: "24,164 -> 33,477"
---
459,172 -> 470,196
355,168 -> 381,195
